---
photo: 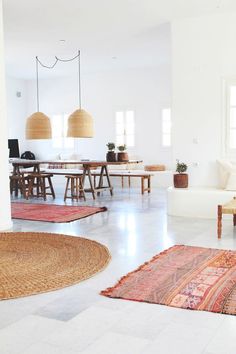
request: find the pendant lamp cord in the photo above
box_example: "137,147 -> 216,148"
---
36,56 -> 39,112
78,50 -> 81,109
35,51 -> 82,109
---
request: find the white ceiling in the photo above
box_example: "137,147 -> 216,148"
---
3,0 -> 236,79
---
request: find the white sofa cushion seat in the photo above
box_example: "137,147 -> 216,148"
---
167,186 -> 236,219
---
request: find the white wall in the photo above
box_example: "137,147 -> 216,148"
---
24,65 -> 172,166
172,12 -> 236,187
6,77 -> 28,154
0,0 -> 12,230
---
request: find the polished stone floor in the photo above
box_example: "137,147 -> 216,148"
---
1,188 -> 236,354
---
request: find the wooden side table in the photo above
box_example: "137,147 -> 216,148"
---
217,197 -> 236,239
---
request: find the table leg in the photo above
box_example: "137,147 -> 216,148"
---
148,176 -> 151,193
141,177 -> 144,194
97,166 -> 105,196
218,205 -> 222,239
233,214 -> 236,226
104,166 -> 113,196
98,166 -> 105,189
82,166 -> 87,186
121,176 -> 124,188
86,166 -> 96,200
12,166 -> 20,196
33,165 -> 40,173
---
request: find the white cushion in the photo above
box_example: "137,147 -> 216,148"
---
59,152 -> 82,161
225,172 -> 236,191
108,164 -> 127,170
217,159 -> 236,188
44,153 -> 60,160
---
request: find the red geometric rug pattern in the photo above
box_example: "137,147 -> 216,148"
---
101,245 -> 236,315
11,202 -> 107,223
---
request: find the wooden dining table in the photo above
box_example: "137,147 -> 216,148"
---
10,159 -> 142,199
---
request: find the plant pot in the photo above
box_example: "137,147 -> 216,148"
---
106,151 -> 116,162
117,152 -> 129,162
174,173 -> 188,188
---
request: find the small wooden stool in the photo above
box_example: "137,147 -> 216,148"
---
28,173 -> 55,200
217,197 -> 236,238
64,175 -> 86,202
9,174 -> 28,198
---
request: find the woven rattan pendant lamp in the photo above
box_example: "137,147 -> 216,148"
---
26,57 -> 52,139
67,51 -> 94,138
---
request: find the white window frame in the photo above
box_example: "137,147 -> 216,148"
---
51,113 -> 74,150
223,79 -> 236,159
161,107 -> 171,147
115,110 -> 135,148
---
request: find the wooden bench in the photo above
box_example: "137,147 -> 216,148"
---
92,170 -> 153,194
43,169 -> 153,195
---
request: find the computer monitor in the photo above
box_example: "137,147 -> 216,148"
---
8,139 -> 20,158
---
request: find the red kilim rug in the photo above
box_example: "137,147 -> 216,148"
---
101,245 -> 236,315
11,202 -> 107,223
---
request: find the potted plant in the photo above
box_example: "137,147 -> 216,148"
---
174,160 -> 188,188
117,144 -> 129,162
106,142 -> 116,162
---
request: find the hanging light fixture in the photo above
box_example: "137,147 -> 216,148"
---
25,57 -> 52,139
67,50 -> 94,138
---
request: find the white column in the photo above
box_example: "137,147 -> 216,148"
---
0,0 -> 12,230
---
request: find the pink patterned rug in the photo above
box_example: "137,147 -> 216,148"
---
11,202 -> 107,223
101,245 -> 236,315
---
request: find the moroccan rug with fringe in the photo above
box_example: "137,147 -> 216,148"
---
101,245 -> 236,315
11,202 -> 107,222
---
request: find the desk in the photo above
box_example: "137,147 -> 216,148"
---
10,159 -> 142,199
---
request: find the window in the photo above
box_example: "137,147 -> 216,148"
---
51,114 -> 74,149
115,110 -> 135,147
162,108 -> 171,147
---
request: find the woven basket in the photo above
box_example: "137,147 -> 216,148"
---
144,164 -> 166,171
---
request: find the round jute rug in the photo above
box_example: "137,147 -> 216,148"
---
0,232 -> 111,300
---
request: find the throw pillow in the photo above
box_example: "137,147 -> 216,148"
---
217,159 -> 236,188
225,172 -> 236,191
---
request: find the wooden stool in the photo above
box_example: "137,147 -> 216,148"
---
217,197 -> 236,238
9,174 -> 28,198
64,175 -> 86,202
28,173 -> 55,200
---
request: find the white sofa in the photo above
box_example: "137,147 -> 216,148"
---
167,187 -> 236,219
167,160 -> 236,219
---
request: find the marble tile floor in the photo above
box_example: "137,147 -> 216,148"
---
3,188 -> 236,354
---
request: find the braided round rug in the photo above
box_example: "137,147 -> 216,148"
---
0,232 -> 111,300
